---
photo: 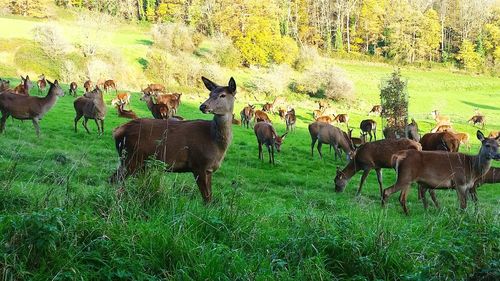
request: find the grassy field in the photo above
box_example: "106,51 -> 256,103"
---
0,14 -> 500,280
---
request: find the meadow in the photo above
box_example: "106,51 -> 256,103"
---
0,14 -> 499,280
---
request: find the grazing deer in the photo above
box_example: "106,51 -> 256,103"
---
383,131 -> 500,215
240,104 -> 255,129
431,110 -> 450,124
96,78 -> 105,88
36,74 -> 46,94
468,115 -> 485,129
140,92 -> 169,119
111,92 -> 131,108
110,77 -> 237,203
334,113 -> 349,130
84,80 -> 93,92
469,167 -> 500,203
335,139 -> 422,198
316,115 -> 333,124
0,80 -> 64,136
489,131 -> 499,139
116,102 -> 138,119
431,123 -> 453,133
231,113 -> 241,125
368,105 -> 382,116
254,122 -> 287,164
69,82 -> 78,97
73,86 -> 107,135
285,108 -> 296,132
451,132 -> 471,151
103,80 -> 117,94
309,122 -> 354,160
360,119 -> 377,142
318,100 -> 328,110
313,109 -> 325,120
11,76 -> 33,96
420,132 -> 460,152
405,118 -> 420,142
254,110 -> 272,123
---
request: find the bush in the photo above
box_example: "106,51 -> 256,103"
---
32,24 -> 70,59
246,64 -> 293,97
212,35 -> 242,68
151,23 -> 198,54
272,36 -> 299,66
293,66 -> 355,101
294,45 -> 321,71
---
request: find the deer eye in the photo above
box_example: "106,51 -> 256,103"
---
219,94 -> 226,98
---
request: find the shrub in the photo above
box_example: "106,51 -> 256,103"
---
456,40 -> 484,72
32,24 -> 70,59
293,66 -> 355,101
151,23 -> 198,54
294,45 -> 321,71
212,35 -> 242,68
271,36 -> 299,66
86,58 -> 112,82
246,64 -> 293,97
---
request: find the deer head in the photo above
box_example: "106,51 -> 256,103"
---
46,80 -> 64,97
334,167 -> 348,192
199,77 -> 236,115
274,132 -> 287,152
477,130 -> 500,160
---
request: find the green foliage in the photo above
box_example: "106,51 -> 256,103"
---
7,0 -> 45,17
211,35 -> 243,68
293,66 -> 355,101
151,23 -> 199,54
457,39 -> 484,72
271,36 -> 299,66
32,24 -> 70,59
380,69 -> 408,130
294,45 -> 321,71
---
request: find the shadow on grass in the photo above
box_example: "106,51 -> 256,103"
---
136,39 -> 153,46
137,57 -> 148,70
461,100 -> 500,111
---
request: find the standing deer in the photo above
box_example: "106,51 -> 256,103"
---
240,104 -> 255,129
318,100 -> 328,110
254,122 -> 287,164
468,115 -> 485,129
0,80 -> 64,136
155,93 -> 182,117
111,92 -> 131,109
10,76 -> 33,96
360,119 -> 377,142
368,105 -> 382,116
382,131 -> 500,215
140,92 -> 169,119
309,122 -> 354,160
334,113 -> 349,130
405,118 -> 420,142
103,80 -> 117,94
69,82 -> 78,97
84,80 -> 93,92
73,86 -> 107,135
335,139 -> 422,199
313,109 -> 325,119
431,110 -> 450,124
254,110 -> 272,123
0,78 -> 10,92
285,108 -> 296,132
110,77 -> 237,203
278,108 -> 286,120
316,115 -> 334,124
262,102 -> 272,112
420,132 -> 460,152
37,74 -> 46,94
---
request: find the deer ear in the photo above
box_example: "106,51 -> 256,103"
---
477,130 -> 485,141
281,132 -> 288,139
53,80 -> 59,85
26,75 -> 29,80
228,77 -> 236,94
46,80 -> 53,86
201,76 -> 218,91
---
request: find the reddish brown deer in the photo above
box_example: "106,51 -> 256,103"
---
262,102 -> 272,112
103,80 -> 117,94
309,122 -> 354,160
278,108 -> 286,120
368,105 -> 382,116
316,115 -> 333,124
0,80 -> 64,136
383,131 -> 500,214
74,86 -> 107,135
116,102 -> 138,119
69,82 -> 78,97
110,77 -> 237,203
334,113 -> 349,130
254,122 -> 287,164
140,92 -> 169,119
431,123 -> 453,133
155,93 -> 182,116
84,80 -> 93,92
145,83 -> 166,94
360,119 -> 377,142
335,139 -> 422,199
318,100 -> 328,110
36,74 -> 46,94
254,110 -> 272,123
111,92 -> 131,109
240,104 -> 255,128
10,76 -> 33,96
232,113 -> 241,125
451,132 -> 471,151
468,115 -> 485,129
313,109 -> 325,119
405,118 -> 420,142
420,132 -> 460,152
96,79 -> 105,88
285,108 -> 296,132
431,110 -> 451,124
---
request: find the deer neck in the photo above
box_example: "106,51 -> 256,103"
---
473,153 -> 492,178
40,89 -> 59,112
341,159 -> 358,180
211,113 -> 233,149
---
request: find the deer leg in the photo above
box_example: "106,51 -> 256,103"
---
317,142 -> 323,159
267,144 -> 272,164
94,119 -> 101,135
74,113 -> 83,133
101,120 -> 104,135
373,129 -> 377,141
429,189 -> 439,208
310,138 -> 317,157
82,117 -> 91,134
32,118 -> 41,137
418,184 -> 429,209
368,131 -> 373,142
456,187 -> 468,210
258,141 -> 262,160
375,168 -> 383,199
399,185 -> 411,215
0,112 -> 9,133
356,169 -> 370,196
194,170 -> 212,203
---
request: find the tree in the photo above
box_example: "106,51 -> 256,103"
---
456,39 -> 483,71
418,9 -> 441,61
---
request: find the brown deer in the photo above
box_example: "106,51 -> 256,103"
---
420,132 -> 460,152
116,102 -> 138,119
383,131 -> 500,215
254,122 -> 287,164
334,113 -> 349,130
431,110 -> 450,124
10,76 -> 33,96
313,109 -> 325,119
278,108 -> 286,120
468,115 -> 485,129
111,92 -> 131,108
103,80 -> 117,94
431,123 -> 453,133
96,79 -> 105,88
383,127 -> 404,139
262,102 -> 272,112
0,78 -> 10,92
316,115 -> 333,124
285,108 -> 296,132
0,80 -> 64,136
348,129 -> 364,148
84,80 -> 93,92
404,118 -> 420,142
155,93 -> 182,116
144,83 -> 166,94
240,104 -> 255,128
69,82 -> 78,97
335,139 -> 422,199
73,86 -> 107,135
140,92 -> 169,119
254,110 -> 272,123
360,119 -> 377,142
231,113 -> 241,125
489,131 -> 499,139
318,100 -> 328,110
36,74 -> 46,94
309,122 -> 354,161
110,77 -> 237,203
368,105 -> 382,116
451,132 -> 471,151
470,167 -> 500,203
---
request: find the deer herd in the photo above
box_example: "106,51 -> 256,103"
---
0,74 -> 498,214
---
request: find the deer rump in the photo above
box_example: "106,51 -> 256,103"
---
114,118 -> 225,174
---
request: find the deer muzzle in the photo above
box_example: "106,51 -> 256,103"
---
199,104 -> 211,114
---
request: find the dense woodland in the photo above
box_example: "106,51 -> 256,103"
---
3,0 -> 500,73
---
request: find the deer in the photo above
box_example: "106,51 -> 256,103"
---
450,132 -> 471,151
309,122 -> 354,161
84,80 -> 93,92
405,118 -> 420,142
431,110 -> 451,124
360,119 -> 377,142
382,131 -> 500,215
115,101 -> 138,119
73,86 -> 107,135
489,131 -> 499,139
110,77 -> 237,203
231,113 -> 241,125
383,127 -> 404,139
240,104 -> 255,129
111,92 -> 131,109
140,92 -> 169,119
36,74 -> 46,94
334,113 -> 349,130
154,93 -> 182,116
313,109 -> 325,120
96,79 -> 105,88
431,123 -> 453,133
318,100 -> 328,110
254,110 -> 272,123
103,80 -> 117,94
254,122 -> 287,164
10,76 -> 33,96
420,132 -> 460,152
368,105 -> 382,116
285,108 -> 296,132
262,102 -> 272,112
0,78 -> 10,92
69,82 -> 78,97
278,108 -> 286,120
348,129 -> 364,148
468,115 -> 485,129
144,83 -> 166,94
316,115 -> 334,124
335,139 -> 422,199
0,80 -> 64,137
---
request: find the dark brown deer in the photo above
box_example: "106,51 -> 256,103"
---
240,104 -> 255,128
0,80 -> 64,136
254,110 -> 272,123
347,129 -> 364,148
285,108 -> 296,132
0,78 -> 10,92
383,131 -> 500,215
335,139 -> 422,199
309,122 -> 354,161
73,86 -> 107,135
140,92 -> 169,119
383,127 -> 404,139
420,132 -> 460,152
69,82 -> 78,97
36,74 -> 46,94
262,102 -> 272,112
468,115 -> 485,129
254,122 -> 287,164
368,105 -> 382,116
360,119 -> 377,142
110,77 -> 237,203
116,102 -> 138,119
103,80 -> 117,94
278,108 -> 286,120
84,80 -> 93,92
334,113 -> 349,130
405,118 -> 420,142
